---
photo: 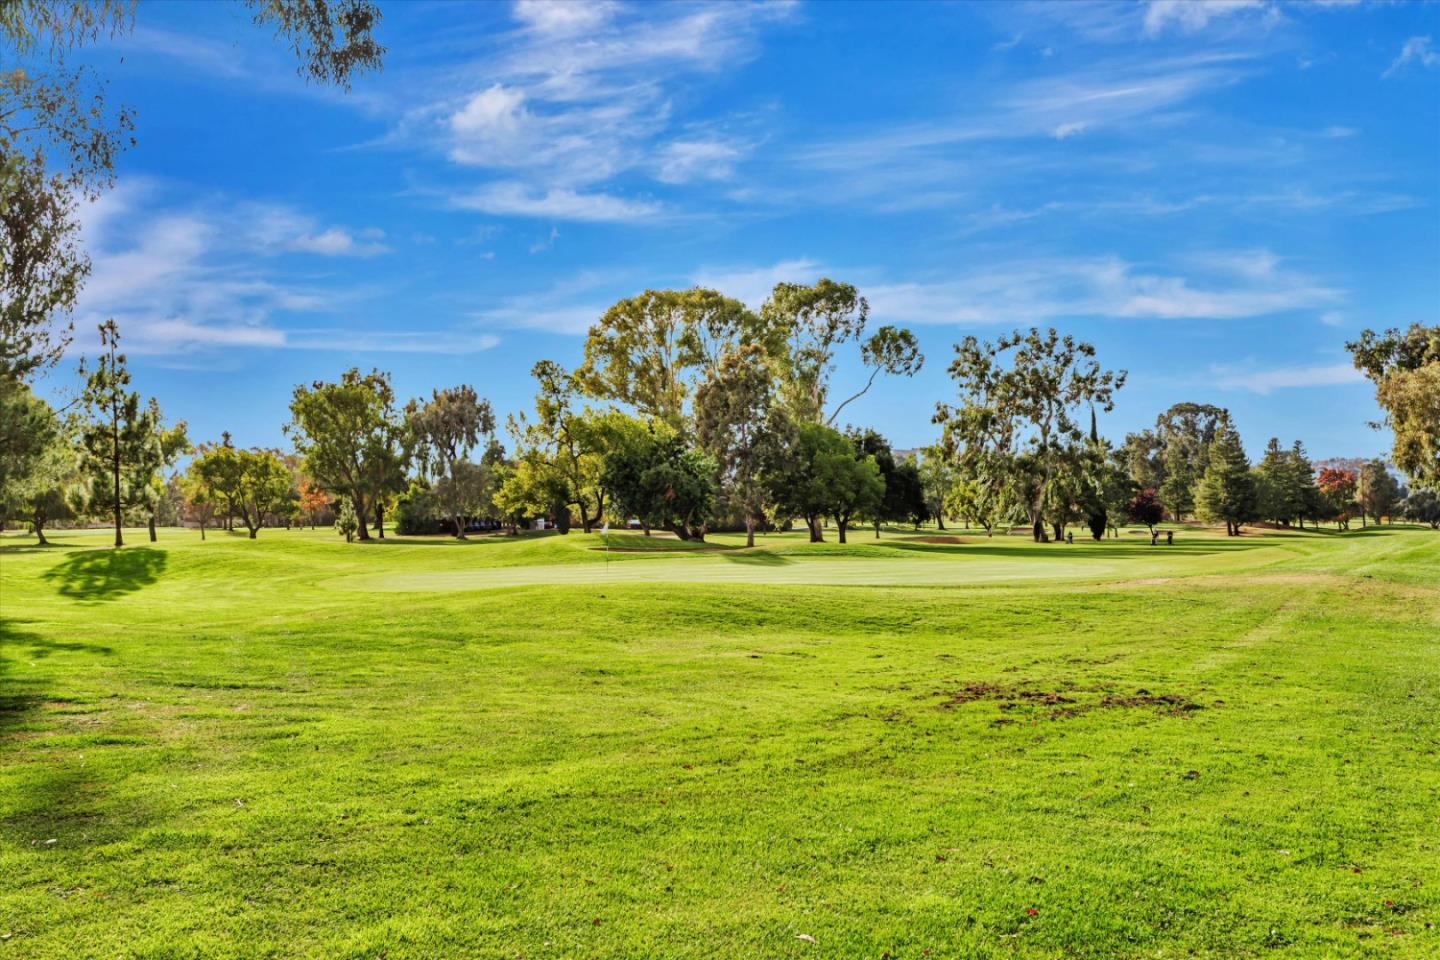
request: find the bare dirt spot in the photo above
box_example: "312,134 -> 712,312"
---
935,681 -> 1205,720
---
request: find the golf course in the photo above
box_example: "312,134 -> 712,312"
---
2,524 -> 1436,958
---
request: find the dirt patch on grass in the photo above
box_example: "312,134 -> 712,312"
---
935,681 -> 1205,720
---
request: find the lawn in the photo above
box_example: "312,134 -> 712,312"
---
1,524 -> 1437,958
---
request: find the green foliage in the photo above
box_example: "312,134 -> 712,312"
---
1357,458 -> 1401,524
405,384 -> 495,538
286,367 -> 404,541
768,421 -> 883,543
937,327 -> 1125,542
1194,415 -> 1255,536
190,444 -> 292,539
333,496 -> 358,542
599,417 -> 717,541
1347,324 -> 1440,492
1403,488 -> 1440,528
694,344 -> 792,545
77,320 -> 168,547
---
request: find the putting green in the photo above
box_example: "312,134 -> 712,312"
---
332,542 -> 1294,592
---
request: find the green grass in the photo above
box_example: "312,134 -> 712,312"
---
1,523 -> 1437,958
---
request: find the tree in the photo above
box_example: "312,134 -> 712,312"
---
405,384 -> 496,539
694,344 -> 791,547
1347,324 -> 1440,492
502,361 -> 606,533
1194,415 -> 1255,536
600,422 -> 717,541
179,465 -> 217,541
768,421 -> 882,543
936,328 -> 1125,543
1357,458 -> 1401,525
761,279 -> 923,425
334,497 -> 358,542
191,445 -> 292,539
849,428 -> 925,536
141,406 -> 189,541
916,445 -> 956,531
1316,467 -> 1358,529
1402,489 -> 1440,529
286,367 -> 400,542
0,376 -> 60,512
77,320 -> 162,547
0,383 -> 81,545
1126,488 -> 1165,535
827,326 -> 923,426
1,1 -> 383,380
298,476 -> 330,528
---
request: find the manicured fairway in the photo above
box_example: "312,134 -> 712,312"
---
1,525 -> 1437,959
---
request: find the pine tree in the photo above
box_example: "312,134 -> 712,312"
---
78,320 -> 157,548
1195,415 -> 1255,536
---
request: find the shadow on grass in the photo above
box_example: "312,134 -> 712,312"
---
720,551 -> 794,566
0,619 -> 112,739
42,548 -> 166,601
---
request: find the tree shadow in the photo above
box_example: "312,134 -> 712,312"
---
720,551 -> 793,566
41,548 -> 167,602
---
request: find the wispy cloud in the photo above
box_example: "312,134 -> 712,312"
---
701,250 -> 1340,328
73,180 -> 478,356
390,0 -> 797,219
1209,361 -> 1365,394
451,183 -> 661,222
1142,0 -> 1269,38
1383,36 -> 1439,79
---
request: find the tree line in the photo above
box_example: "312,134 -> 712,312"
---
3,298 -> 1436,547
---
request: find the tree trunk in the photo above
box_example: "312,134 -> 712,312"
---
874,519 -> 881,538
200,520 -> 206,541
936,513 -> 946,531
248,526 -> 258,539
1032,519 -> 1043,543
837,517 -> 848,544
808,515 -> 823,543
745,514 -> 755,548
355,495 -> 371,541
148,513 -> 157,542
454,512 -> 466,540
111,415 -> 123,548
375,502 -> 386,538
34,516 -> 47,546
1052,522 -> 1063,542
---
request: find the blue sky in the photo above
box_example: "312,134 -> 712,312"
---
52,0 -> 1440,459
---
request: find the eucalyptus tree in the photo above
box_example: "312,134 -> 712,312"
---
761,279 -> 923,425
405,385 -> 496,539
1347,324 -> 1439,492
500,361 -> 608,533
694,344 -> 793,546
285,367 -> 401,542
936,327 -> 1125,542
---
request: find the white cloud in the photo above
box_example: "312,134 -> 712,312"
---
704,250 -> 1339,328
452,182 -> 661,222
393,1 -> 796,219
71,181 -> 469,357
1209,362 -> 1365,394
1143,0 -> 1267,37
690,258 -> 824,308
287,227 -> 391,257
1052,121 -> 1090,140
1383,36 -> 1439,79
511,0 -> 618,36
657,139 -> 745,184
